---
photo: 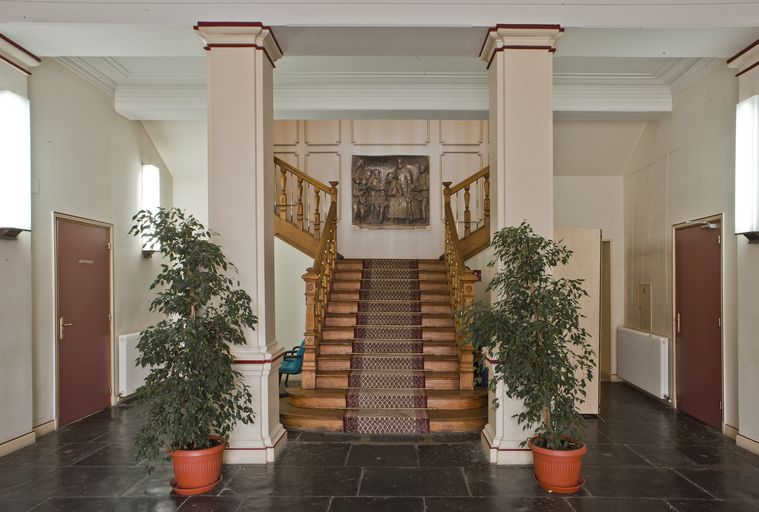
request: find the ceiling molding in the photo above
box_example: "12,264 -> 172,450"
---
56,57 -> 118,94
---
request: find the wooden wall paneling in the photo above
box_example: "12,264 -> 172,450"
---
273,120 -> 299,146
351,120 -> 430,146
440,120 -> 483,146
305,120 -> 342,146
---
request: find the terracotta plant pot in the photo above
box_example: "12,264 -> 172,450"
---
529,437 -> 587,494
169,436 -> 226,495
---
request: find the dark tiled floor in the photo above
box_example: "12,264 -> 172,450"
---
1,383 -> 759,511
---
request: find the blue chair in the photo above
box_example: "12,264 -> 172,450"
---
279,340 -> 305,392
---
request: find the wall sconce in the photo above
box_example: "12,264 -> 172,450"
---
736,95 -> 759,243
141,163 -> 160,257
0,90 -> 31,240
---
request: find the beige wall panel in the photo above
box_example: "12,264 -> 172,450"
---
351,120 -> 430,145
274,151 -> 299,168
554,228 -> 601,415
273,120 -> 299,146
306,151 -> 341,185
440,120 -> 483,146
305,120 -> 341,146
440,151 -> 483,183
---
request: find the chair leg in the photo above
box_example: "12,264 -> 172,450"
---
285,374 -> 290,387
279,373 -> 282,386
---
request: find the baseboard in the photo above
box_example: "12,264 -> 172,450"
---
0,431 -> 35,458
737,433 -> 759,456
723,423 -> 739,440
33,420 -> 56,438
610,374 -> 623,383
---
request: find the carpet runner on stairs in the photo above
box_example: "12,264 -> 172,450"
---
343,259 -> 431,434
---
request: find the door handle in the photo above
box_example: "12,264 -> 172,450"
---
59,317 -> 73,341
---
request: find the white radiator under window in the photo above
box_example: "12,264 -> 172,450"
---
617,326 -> 670,400
118,332 -> 151,399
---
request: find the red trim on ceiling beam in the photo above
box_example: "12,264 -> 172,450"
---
0,55 -> 31,76
727,38 -> 759,65
479,24 -> 563,58
203,43 -> 277,68
193,21 -> 283,55
486,45 -> 557,69
0,33 -> 41,63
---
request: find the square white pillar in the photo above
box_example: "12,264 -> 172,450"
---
196,22 -> 286,463
478,24 -> 562,464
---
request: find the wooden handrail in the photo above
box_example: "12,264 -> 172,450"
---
443,165 -> 490,258
447,166 -> 489,195
443,192 -> 477,391
274,156 -> 333,195
301,200 -> 338,389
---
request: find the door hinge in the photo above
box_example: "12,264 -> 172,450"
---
106,242 -> 111,251
718,317 -> 722,327
108,313 -> 112,323
717,235 -> 721,244
720,401 -> 723,411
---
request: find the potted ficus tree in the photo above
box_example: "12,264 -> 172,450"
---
462,221 -> 595,494
130,208 -> 256,496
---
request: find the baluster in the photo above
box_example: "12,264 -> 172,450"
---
302,269 -> 318,389
442,182 -> 452,205
313,189 -> 321,239
296,178 -> 304,229
463,185 -> 471,237
278,167 -> 288,220
483,174 -> 490,228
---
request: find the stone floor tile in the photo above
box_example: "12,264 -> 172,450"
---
581,467 -> 712,499
345,444 -> 418,467
565,497 -> 674,511
275,442 -> 351,467
359,467 -> 468,496
329,496 -> 424,512
425,496 -> 573,512
31,496 -> 185,511
417,442 -> 489,467
225,466 -> 361,497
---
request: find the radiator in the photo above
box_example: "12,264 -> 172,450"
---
617,326 -> 669,399
118,332 -> 151,399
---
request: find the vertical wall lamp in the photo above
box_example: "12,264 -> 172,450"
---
0,90 -> 31,240
141,163 -> 160,256
736,95 -> 759,243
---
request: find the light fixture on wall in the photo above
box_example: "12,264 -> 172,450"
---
0,90 -> 31,240
141,163 -> 160,257
736,95 -> 759,243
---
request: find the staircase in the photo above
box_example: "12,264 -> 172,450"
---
281,257 -> 487,433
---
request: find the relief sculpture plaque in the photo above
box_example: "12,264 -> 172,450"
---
351,155 -> 430,229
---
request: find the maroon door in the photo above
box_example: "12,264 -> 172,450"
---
675,221 -> 722,429
57,217 -> 111,427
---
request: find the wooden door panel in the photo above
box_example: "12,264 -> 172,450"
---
57,218 -> 111,427
675,222 -> 722,429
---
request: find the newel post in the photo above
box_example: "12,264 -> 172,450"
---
459,271 -> 478,390
302,269 -> 319,389
329,181 -> 339,206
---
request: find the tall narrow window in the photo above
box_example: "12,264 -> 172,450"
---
736,95 -> 759,242
0,90 -> 31,239
141,164 -> 161,254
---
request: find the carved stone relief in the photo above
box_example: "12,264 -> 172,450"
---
351,155 -> 430,229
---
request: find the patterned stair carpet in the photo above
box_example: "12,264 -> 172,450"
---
343,259 -> 431,434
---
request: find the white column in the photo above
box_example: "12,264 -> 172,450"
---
195,22 -> 286,463
478,24 -> 562,465
728,42 -> 759,457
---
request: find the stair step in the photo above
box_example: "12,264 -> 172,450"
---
316,370 -> 460,390
319,340 -> 458,356
280,400 -> 487,432
334,270 -> 447,281
286,388 -> 487,410
324,313 -> 453,328
327,301 -> 452,314
322,326 -> 456,341
317,354 -> 459,372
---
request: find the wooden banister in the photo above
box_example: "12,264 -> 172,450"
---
274,157 -> 338,258
442,189 -> 477,391
444,166 -> 490,260
301,200 -> 338,389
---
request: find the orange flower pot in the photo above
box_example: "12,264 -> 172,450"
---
169,436 -> 225,495
529,438 -> 587,494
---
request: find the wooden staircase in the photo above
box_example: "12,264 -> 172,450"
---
281,257 -> 487,433
272,158 -> 492,434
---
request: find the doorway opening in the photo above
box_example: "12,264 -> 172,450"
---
673,214 -> 723,430
55,214 -> 113,428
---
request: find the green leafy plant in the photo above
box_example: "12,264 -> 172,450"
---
129,208 -> 256,465
461,221 -> 594,450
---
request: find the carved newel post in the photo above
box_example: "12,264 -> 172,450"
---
302,269 -> 319,389
459,271 -> 478,390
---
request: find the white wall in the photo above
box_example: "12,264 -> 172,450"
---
0,64 -> 33,449
623,63 -> 739,430
274,238 -> 312,348
555,176 -> 624,376
28,59 -> 172,426
736,67 -> 759,448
